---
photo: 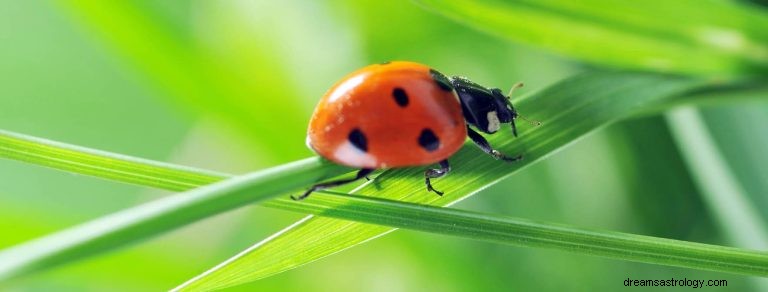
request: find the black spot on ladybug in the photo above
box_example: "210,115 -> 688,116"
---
392,87 -> 409,107
429,69 -> 453,92
348,128 -> 368,152
418,128 -> 440,152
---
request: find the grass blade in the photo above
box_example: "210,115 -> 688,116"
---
0,158 -> 348,281
0,130 -> 226,191
192,191 -> 768,287
415,0 -> 768,76
176,72 -> 715,290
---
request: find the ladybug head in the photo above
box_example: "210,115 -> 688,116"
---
450,77 -> 520,136
491,87 -> 520,137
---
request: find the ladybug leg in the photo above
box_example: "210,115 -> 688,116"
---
510,121 -> 518,138
292,168 -> 375,201
424,159 -> 451,196
467,126 -> 522,162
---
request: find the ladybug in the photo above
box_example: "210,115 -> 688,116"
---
294,61 -> 525,200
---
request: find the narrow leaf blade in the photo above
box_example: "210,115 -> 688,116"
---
415,0 -> 768,76
0,158 -> 348,281
177,72 -> 710,290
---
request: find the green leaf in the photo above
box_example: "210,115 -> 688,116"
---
0,158 -> 348,281
0,129 -> 226,192
175,72 -> 718,290
174,191 -> 768,289
415,0 -> 768,76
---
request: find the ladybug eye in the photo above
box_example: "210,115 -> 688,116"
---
392,87 -> 409,107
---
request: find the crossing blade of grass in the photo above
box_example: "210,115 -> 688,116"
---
214,191 -> 768,281
415,0 -> 768,76
0,158 -> 348,281
175,72 -> 717,290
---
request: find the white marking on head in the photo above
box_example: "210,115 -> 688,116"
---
328,75 -> 365,102
487,111 -> 501,133
333,141 -> 377,167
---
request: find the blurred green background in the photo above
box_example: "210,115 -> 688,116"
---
1,0 -> 766,291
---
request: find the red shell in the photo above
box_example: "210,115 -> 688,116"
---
307,61 -> 466,168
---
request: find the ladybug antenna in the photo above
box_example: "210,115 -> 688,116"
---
506,82 -> 524,98
505,81 -> 540,128
509,113 -> 540,138
503,82 -> 524,137
517,114 -> 542,127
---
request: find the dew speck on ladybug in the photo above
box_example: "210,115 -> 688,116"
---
295,61 -> 531,200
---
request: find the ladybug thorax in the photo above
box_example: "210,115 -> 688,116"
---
451,76 -> 517,134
